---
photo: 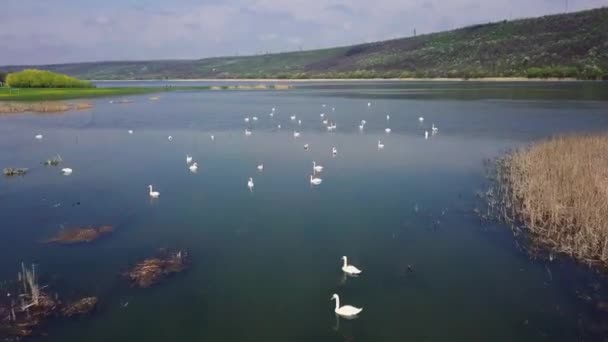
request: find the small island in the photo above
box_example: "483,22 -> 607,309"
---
125,249 -> 189,288
44,225 -> 114,244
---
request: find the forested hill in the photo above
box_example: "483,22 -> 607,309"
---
2,7 -> 607,80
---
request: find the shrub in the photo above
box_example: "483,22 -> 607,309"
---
6,69 -> 93,88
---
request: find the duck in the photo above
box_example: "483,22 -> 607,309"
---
257,164 -> 264,171
310,175 -> 322,185
377,140 -> 384,149
313,161 -> 323,173
331,294 -> 363,318
148,185 -> 160,198
247,177 -> 254,191
61,168 -> 73,175
341,256 -> 362,275
186,155 -> 193,164
189,162 -> 198,172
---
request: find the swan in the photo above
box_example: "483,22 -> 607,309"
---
293,131 -> 300,138
189,162 -> 198,172
252,116 -> 258,121
332,107 -> 335,112
322,104 -> 326,108
377,140 -> 384,149
210,135 -> 215,141
425,131 -> 429,139
257,164 -> 264,171
432,124 -> 438,132
419,116 -> 424,122
341,256 -> 362,275
367,102 -> 371,107
313,161 -> 323,173
148,185 -> 160,198
245,129 -> 252,136
128,130 -> 134,134
322,119 -> 329,125
298,119 -> 302,126
361,120 -> 367,125
290,115 -> 296,121
304,144 -> 309,150
186,155 -> 193,164
386,114 -> 390,121
385,128 -> 391,133
61,168 -> 73,175
244,117 -> 250,123
272,107 -> 276,112
35,134 -> 43,140
320,113 -> 325,118
310,175 -> 322,185
331,294 -> 362,318
277,124 -> 281,129
247,177 -> 254,191
269,112 -> 274,117
359,124 -> 364,131
168,136 -> 173,141
332,147 -> 337,156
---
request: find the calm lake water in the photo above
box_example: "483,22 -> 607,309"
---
1,81 -> 608,341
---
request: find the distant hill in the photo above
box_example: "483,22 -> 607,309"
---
2,7 -> 607,80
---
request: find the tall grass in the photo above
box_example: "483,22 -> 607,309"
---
493,135 -> 608,266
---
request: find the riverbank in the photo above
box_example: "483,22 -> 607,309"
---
489,134 -> 608,268
93,77 -> 587,83
0,86 -> 203,101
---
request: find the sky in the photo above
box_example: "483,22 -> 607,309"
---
1,0 -> 605,65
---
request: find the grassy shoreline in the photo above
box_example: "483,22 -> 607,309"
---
93,77 -> 589,82
488,134 -> 608,269
0,87 -> 203,101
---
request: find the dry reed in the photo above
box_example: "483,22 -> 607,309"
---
0,101 -> 93,114
492,134 -> 608,266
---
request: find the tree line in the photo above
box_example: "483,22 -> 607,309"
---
4,69 -> 94,88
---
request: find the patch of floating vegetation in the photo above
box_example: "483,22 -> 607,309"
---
0,101 -> 93,114
43,154 -> 63,166
44,225 -> 114,244
0,263 -> 97,338
3,168 -> 28,176
484,134 -> 608,269
125,249 -> 189,288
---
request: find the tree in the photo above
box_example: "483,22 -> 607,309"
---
0,72 -> 6,86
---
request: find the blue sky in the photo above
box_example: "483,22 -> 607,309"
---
1,0 -> 605,65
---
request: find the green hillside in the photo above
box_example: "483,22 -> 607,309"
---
2,7 -> 607,80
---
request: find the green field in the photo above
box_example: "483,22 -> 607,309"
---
1,7 -> 606,80
0,86 -> 210,101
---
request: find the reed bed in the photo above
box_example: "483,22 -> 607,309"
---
0,101 -> 93,114
491,134 -> 608,267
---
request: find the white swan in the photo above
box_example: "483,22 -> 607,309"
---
148,185 -> 160,198
128,130 -> 134,134
210,135 -> 215,141
377,140 -> 384,149
313,161 -> 324,173
290,115 -> 296,121
168,135 -> 173,141
269,112 -> 274,117
186,155 -> 193,164
61,168 -> 73,175
419,116 -> 424,122
332,147 -> 337,156
252,116 -> 258,121
425,131 -> 429,139
244,117 -> 250,123
359,124 -> 364,131
361,120 -> 367,125
341,256 -> 362,275
432,123 -> 438,132
368,102 -> 371,107
322,104 -> 326,108
320,113 -> 325,118
293,131 -> 300,138
332,107 -> 335,112
272,107 -> 276,112
386,114 -> 390,121
277,124 -> 281,129
245,129 -> 252,136
298,119 -> 302,126
331,294 -> 362,318
247,177 -> 254,191
385,128 -> 391,133
322,119 -> 329,125
257,164 -> 264,171
310,175 -> 322,185
304,143 -> 309,150
35,134 -> 43,140
189,162 -> 198,172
